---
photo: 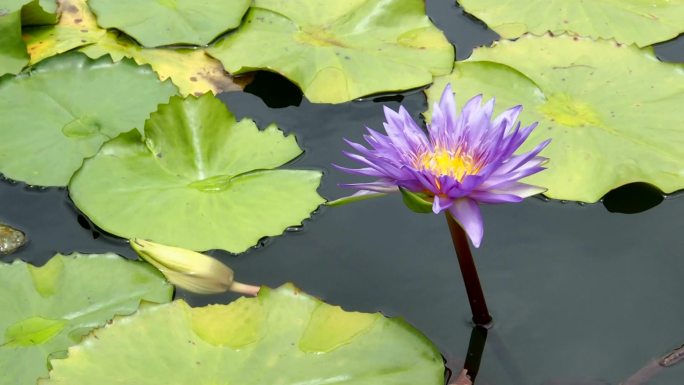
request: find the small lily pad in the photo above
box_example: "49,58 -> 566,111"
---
69,94 -> 324,252
43,284 -> 445,385
426,34 -> 684,203
0,52 -> 177,186
0,253 -> 172,385
88,0 -> 251,47
208,0 -> 454,103
458,0 -> 684,47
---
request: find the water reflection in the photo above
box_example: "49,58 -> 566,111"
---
459,326 -> 488,384
448,328 -> 684,385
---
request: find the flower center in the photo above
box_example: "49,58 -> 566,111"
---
416,149 -> 479,181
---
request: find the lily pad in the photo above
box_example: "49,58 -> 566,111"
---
69,94 -> 324,252
88,0 -> 251,47
43,284 -> 445,385
20,0 -> 58,25
82,32 -> 248,96
23,0 -> 247,95
208,0 -> 454,104
0,0 -> 56,75
23,0 -> 106,65
0,52 -> 177,186
0,253 -> 172,385
0,10 -> 28,76
458,0 -> 684,47
426,34 -> 684,203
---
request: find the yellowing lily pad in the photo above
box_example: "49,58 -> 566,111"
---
0,52 -> 176,186
42,284 -> 445,385
0,0 -> 57,75
23,0 -> 105,65
458,0 -> 684,47
208,0 -> 454,104
24,0 -> 247,95
69,94 -> 324,252
88,0 -> 251,47
81,32 -> 247,96
426,34 -> 684,203
0,253 -> 172,385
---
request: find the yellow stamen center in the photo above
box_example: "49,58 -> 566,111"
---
416,148 -> 479,182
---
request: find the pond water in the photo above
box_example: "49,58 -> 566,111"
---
2,1 -> 684,384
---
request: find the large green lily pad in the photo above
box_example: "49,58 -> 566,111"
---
208,0 -> 454,104
69,94 -> 324,252
0,52 -> 177,186
42,284 -> 445,385
458,0 -> 684,47
0,253 -> 172,385
88,0 -> 251,47
426,34 -> 684,203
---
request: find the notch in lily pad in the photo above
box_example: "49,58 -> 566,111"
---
69,93 -> 324,253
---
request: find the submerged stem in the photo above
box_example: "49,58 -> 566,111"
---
445,213 -> 493,326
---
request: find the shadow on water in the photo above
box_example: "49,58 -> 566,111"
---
602,183 -> 665,214
244,70 -> 303,108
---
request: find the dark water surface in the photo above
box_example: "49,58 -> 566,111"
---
2,1 -> 684,384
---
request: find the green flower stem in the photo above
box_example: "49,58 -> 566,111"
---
445,213 -> 492,326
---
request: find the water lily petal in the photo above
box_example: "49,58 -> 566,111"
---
327,190 -> 388,206
429,83 -> 458,144
490,182 -> 547,198
493,105 -> 523,134
468,191 -> 524,203
432,195 -> 454,214
331,164 -> 387,177
338,180 -> 399,193
448,198 -> 484,248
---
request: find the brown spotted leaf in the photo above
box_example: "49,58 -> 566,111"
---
23,0 -> 248,96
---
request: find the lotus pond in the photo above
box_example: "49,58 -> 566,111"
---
1,0 -> 684,384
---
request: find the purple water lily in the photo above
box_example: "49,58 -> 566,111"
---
336,84 -> 550,247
